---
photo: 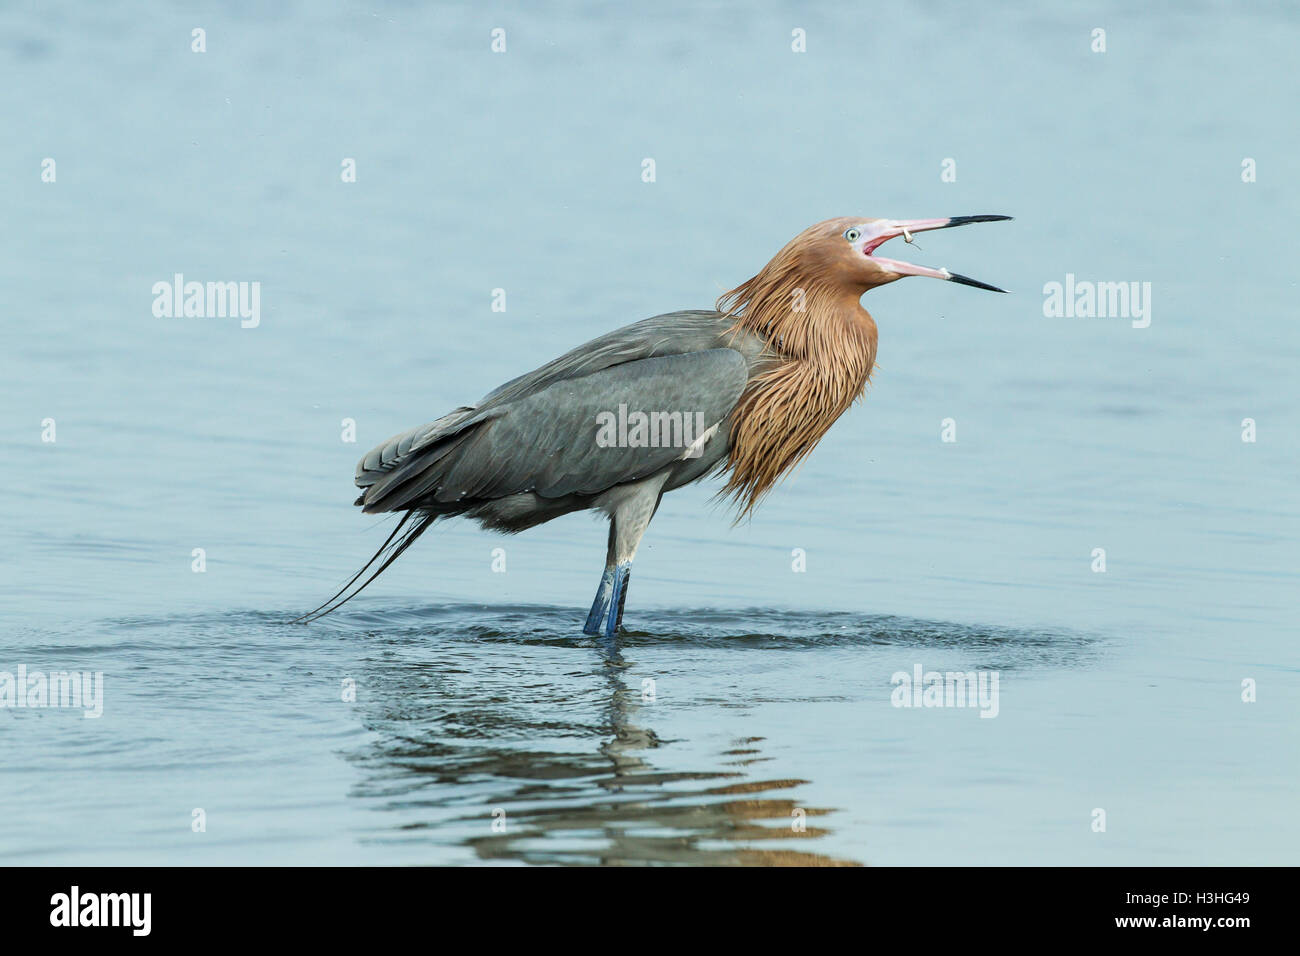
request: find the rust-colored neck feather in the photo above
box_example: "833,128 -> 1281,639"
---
716,250 -> 878,518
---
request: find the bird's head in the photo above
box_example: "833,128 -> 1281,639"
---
786,215 -> 1012,295
716,213 -> 1011,516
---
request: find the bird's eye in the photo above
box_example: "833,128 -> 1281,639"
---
844,228 -> 861,243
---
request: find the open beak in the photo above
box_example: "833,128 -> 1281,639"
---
863,215 -> 1012,292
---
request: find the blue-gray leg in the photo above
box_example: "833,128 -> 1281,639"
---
601,562 -> 632,639
583,563 -> 631,638
583,567 -> 616,635
581,473 -> 667,639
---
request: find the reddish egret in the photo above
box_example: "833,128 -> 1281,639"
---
297,215 -> 1010,636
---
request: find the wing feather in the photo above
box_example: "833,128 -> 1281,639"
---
358,348 -> 748,513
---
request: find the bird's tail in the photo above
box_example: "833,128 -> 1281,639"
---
290,511 -> 436,624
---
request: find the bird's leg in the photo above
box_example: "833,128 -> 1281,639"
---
583,525 -> 618,635
583,568 -> 617,633
605,562 -> 632,637
584,474 -> 667,639
583,524 -> 631,639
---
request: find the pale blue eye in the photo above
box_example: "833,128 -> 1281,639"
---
844,228 -> 861,242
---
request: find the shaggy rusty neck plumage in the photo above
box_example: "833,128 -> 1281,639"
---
717,267 -> 878,517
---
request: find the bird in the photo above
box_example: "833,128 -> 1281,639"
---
295,214 -> 1011,637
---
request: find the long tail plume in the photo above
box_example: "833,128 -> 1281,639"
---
290,511 -> 435,624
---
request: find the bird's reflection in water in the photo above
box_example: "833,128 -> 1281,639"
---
345,626 -> 860,866
467,650 -> 854,866
340,604 -> 1092,864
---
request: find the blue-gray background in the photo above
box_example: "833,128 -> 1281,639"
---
2,0 -> 1296,864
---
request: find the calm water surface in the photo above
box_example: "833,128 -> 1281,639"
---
2,1 -> 1297,865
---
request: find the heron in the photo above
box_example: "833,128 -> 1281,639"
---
296,215 -> 1011,636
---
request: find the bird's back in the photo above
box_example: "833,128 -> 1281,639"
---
353,310 -> 770,523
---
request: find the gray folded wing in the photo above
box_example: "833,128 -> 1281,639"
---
356,347 -> 748,514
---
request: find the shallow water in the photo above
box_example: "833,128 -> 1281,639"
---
2,1 -> 1298,865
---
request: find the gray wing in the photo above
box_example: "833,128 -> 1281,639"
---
354,407 -> 476,489
474,310 -> 737,408
355,310 -> 764,504
356,311 -> 740,493
356,347 -> 748,514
